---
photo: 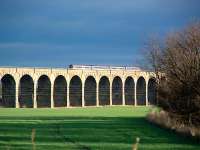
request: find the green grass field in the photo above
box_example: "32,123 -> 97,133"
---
0,106 -> 199,150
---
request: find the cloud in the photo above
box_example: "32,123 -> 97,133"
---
0,42 -> 142,67
0,0 -> 199,67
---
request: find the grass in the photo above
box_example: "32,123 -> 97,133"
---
0,106 -> 199,150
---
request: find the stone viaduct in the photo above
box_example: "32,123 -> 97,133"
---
0,65 -> 156,108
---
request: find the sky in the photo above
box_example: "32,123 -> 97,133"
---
0,0 -> 200,68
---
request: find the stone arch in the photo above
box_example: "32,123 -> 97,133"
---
148,77 -> 156,105
136,76 -> 146,105
0,74 -> 16,107
99,76 -> 110,105
84,76 -> 96,106
19,74 -> 34,108
125,76 -> 135,105
37,75 -> 51,108
53,75 -> 67,107
69,75 -> 82,107
112,76 -> 122,105
0,77 -> 1,106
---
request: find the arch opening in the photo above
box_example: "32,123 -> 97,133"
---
84,76 -> 96,106
69,76 -> 82,107
0,80 -> 2,106
0,74 -> 16,107
37,75 -> 51,108
19,75 -> 34,108
148,78 -> 157,105
99,76 -> 110,106
125,77 -> 135,105
112,76 -> 122,105
136,77 -> 146,105
53,75 -> 67,107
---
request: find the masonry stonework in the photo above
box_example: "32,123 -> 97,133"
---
0,66 -> 156,108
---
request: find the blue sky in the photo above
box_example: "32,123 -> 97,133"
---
0,0 -> 200,68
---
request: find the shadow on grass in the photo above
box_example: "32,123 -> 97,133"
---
0,116 -> 199,150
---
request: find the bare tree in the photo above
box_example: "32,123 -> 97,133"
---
146,22 -> 200,126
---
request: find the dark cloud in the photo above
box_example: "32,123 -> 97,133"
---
0,0 -> 199,67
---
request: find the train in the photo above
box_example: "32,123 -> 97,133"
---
68,64 -> 141,70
